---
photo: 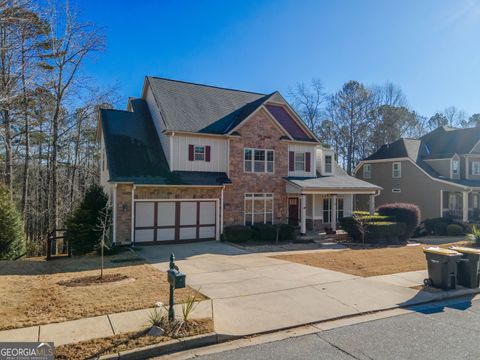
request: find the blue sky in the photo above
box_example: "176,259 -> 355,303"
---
78,0 -> 480,117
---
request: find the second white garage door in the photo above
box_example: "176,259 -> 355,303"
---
134,200 -> 217,243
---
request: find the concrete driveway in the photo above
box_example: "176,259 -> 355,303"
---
136,242 -> 451,337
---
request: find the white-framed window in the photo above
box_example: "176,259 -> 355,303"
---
244,193 -> 273,225
244,148 -> 274,173
392,188 -> 401,193
392,162 -> 401,178
363,164 -> 371,179
194,146 -> 205,161
474,194 -> 479,209
472,161 -> 480,175
324,155 -> 333,174
295,152 -> 305,171
452,159 -> 459,175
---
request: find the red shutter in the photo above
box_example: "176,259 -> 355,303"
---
205,146 -> 211,162
188,145 -> 194,161
305,152 -> 311,172
289,151 -> 295,171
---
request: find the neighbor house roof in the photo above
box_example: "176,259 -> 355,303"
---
146,77 -> 316,141
361,126 -> 480,188
100,98 -> 230,185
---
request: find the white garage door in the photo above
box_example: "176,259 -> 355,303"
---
134,200 -> 217,242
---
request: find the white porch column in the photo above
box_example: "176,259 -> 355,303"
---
300,194 -> 307,235
463,191 -> 469,222
332,194 -> 337,231
369,194 -> 375,215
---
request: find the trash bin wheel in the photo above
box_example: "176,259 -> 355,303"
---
424,278 -> 433,287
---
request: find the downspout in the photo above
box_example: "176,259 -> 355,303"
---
131,185 -> 136,246
112,184 -> 117,245
221,185 -> 225,237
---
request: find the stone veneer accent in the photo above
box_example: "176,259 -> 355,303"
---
223,108 -> 288,225
114,185 -> 222,244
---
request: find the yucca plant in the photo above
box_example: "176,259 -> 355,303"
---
467,224 -> 480,246
148,307 -> 166,328
171,288 -> 201,338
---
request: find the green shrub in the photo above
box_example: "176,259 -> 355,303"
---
377,203 -> 421,241
446,224 -> 464,236
366,222 -> 406,242
433,221 -> 448,235
467,224 -> 480,246
0,183 -> 26,260
339,217 -> 360,239
278,224 -> 296,241
252,224 -> 277,242
65,184 -> 109,255
223,225 -> 252,243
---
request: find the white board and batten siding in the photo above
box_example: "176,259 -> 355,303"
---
288,144 -> 317,177
145,85 -> 171,168
170,135 -> 228,172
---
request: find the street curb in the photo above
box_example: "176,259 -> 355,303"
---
96,333 -> 219,360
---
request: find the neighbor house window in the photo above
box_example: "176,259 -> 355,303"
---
363,164 -> 371,179
244,148 -> 274,173
392,162 -> 401,178
452,159 -> 459,175
244,193 -> 273,225
472,161 -> 480,175
295,153 -> 305,171
324,155 -> 333,174
194,146 -> 205,161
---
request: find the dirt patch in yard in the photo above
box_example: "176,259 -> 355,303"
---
272,242 -> 467,277
0,251 -> 206,330
57,273 -> 131,287
55,318 -> 213,360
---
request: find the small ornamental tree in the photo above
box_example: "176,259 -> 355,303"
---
0,183 -> 26,260
65,184 -> 109,255
377,203 -> 421,241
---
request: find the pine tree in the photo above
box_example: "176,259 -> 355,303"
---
0,183 -> 26,260
65,184 -> 108,255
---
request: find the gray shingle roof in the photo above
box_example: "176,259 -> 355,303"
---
147,76 -> 269,133
100,98 -> 230,185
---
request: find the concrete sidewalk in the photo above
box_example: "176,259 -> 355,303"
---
0,300 -> 212,346
139,242 -> 480,337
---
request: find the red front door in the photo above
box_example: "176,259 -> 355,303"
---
288,198 -> 299,226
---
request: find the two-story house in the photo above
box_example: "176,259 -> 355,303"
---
98,77 -> 380,244
355,126 -> 480,222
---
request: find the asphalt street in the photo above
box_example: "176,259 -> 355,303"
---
193,296 -> 480,360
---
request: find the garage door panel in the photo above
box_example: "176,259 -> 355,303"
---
180,202 -> 197,226
134,200 -> 217,243
199,202 -> 215,225
135,229 -> 154,242
135,202 -> 155,227
179,227 -> 196,240
199,226 -> 215,239
157,228 -> 175,241
157,202 -> 176,226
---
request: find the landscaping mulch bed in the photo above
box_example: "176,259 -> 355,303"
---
57,273 -> 130,287
272,241 -> 467,277
55,318 -> 213,360
0,251 -> 206,330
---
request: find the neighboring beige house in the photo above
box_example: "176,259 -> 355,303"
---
97,77 -> 379,245
355,126 -> 480,221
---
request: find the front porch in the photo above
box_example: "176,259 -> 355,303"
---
441,190 -> 480,222
285,175 -> 381,235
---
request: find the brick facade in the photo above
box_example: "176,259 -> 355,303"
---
223,108 -> 288,225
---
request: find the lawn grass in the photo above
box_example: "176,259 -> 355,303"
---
55,318 -> 213,360
0,250 -> 206,330
272,241 -> 468,277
